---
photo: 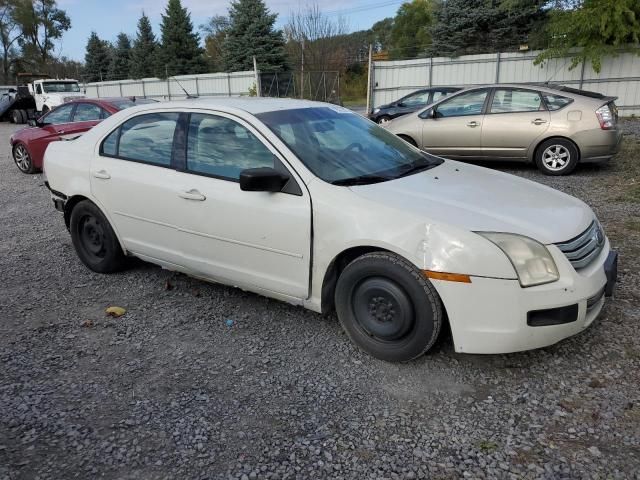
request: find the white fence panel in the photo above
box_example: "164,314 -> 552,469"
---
82,71 -> 255,100
372,50 -> 640,116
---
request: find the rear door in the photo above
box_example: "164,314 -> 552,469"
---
90,112 -> 184,266
68,102 -> 106,136
481,88 -> 550,159
420,88 -> 490,158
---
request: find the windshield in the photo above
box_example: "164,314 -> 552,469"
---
42,82 -> 80,93
257,107 -> 443,185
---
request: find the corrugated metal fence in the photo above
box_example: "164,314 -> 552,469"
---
371,50 -> 640,116
83,71 -> 256,100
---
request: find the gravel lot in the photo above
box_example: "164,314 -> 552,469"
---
1,120 -> 639,480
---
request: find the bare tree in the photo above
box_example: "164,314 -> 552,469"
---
284,4 -> 348,72
0,0 -> 22,83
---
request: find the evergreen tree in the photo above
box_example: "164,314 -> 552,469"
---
108,33 -> 131,80
430,0 -> 547,57
130,13 -> 158,79
156,0 -> 206,77
84,31 -> 111,82
223,0 -> 287,72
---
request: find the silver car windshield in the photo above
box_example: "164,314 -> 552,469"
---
257,107 -> 442,185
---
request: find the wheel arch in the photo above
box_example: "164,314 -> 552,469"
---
63,195 -> 128,254
530,136 -> 581,163
397,134 -> 418,147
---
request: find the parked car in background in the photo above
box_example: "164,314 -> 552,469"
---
369,86 -> 461,124
385,84 -> 623,175
11,97 -> 157,174
44,98 -> 617,362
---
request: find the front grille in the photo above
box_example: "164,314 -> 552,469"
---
555,221 -> 605,270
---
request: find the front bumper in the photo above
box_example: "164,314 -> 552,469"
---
431,239 -> 616,354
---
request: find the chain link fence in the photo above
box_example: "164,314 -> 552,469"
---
260,71 -> 341,104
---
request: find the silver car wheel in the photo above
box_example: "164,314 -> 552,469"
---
13,144 -> 32,172
542,145 -> 570,171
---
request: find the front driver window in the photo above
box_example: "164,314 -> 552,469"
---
42,104 -> 74,124
435,90 -> 488,118
186,113 -> 274,180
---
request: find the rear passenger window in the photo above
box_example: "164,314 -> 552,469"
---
542,94 -> 573,111
186,113 -> 274,180
116,113 -> 179,166
73,103 -> 103,122
101,129 -> 118,156
491,89 -> 543,113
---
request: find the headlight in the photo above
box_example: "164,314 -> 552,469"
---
373,108 -> 380,114
477,232 -> 559,287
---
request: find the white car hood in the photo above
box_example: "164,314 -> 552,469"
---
350,160 -> 594,244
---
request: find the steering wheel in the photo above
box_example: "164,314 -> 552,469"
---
341,142 -> 364,153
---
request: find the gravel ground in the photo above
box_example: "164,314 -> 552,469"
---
1,120 -> 639,480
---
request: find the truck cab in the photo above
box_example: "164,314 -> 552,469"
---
28,79 -> 85,114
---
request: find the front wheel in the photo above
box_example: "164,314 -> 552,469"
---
535,139 -> 579,175
13,143 -> 36,174
335,252 -> 443,362
70,200 -> 127,273
377,115 -> 391,125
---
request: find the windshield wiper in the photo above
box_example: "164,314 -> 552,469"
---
397,157 -> 442,178
331,174 -> 391,186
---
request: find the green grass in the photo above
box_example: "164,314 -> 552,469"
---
613,132 -> 640,203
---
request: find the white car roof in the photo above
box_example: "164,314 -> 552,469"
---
124,97 -> 335,115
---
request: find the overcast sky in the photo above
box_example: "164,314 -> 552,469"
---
56,0 -> 402,61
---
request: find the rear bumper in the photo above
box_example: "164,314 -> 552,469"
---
574,128 -> 623,162
432,239 -> 615,354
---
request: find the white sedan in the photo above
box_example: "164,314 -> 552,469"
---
43,98 -> 618,362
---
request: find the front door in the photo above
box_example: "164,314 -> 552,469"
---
481,88 -> 550,159
172,112 -> 312,299
420,89 -> 489,159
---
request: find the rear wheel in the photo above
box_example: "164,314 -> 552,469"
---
70,200 -> 127,273
377,115 -> 392,125
335,252 -> 443,362
11,110 -> 22,124
535,138 -> 579,175
13,143 -> 36,174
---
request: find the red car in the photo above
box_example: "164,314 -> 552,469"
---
10,97 -> 157,174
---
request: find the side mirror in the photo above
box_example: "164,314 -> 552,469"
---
240,167 -> 289,193
27,119 -> 37,127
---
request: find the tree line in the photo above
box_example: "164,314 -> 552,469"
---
0,0 -> 78,84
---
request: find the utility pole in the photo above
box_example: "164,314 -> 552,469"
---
253,56 -> 261,97
300,38 -> 305,100
366,44 -> 373,115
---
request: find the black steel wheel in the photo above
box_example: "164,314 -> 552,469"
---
70,200 -> 127,273
335,252 -> 443,362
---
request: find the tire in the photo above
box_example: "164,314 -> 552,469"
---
41,105 -> 49,115
12,143 -> 36,174
398,134 -> 417,147
69,200 -> 127,273
535,138 -> 579,175
377,115 -> 392,125
19,109 -> 27,124
11,110 -> 22,124
335,252 -> 443,362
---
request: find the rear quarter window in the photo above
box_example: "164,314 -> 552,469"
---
543,94 -> 573,111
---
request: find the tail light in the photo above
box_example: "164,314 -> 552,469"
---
595,104 -> 615,130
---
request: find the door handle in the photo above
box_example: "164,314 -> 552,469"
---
466,121 -> 479,127
92,169 -> 110,180
531,118 -> 548,125
178,189 -> 206,201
